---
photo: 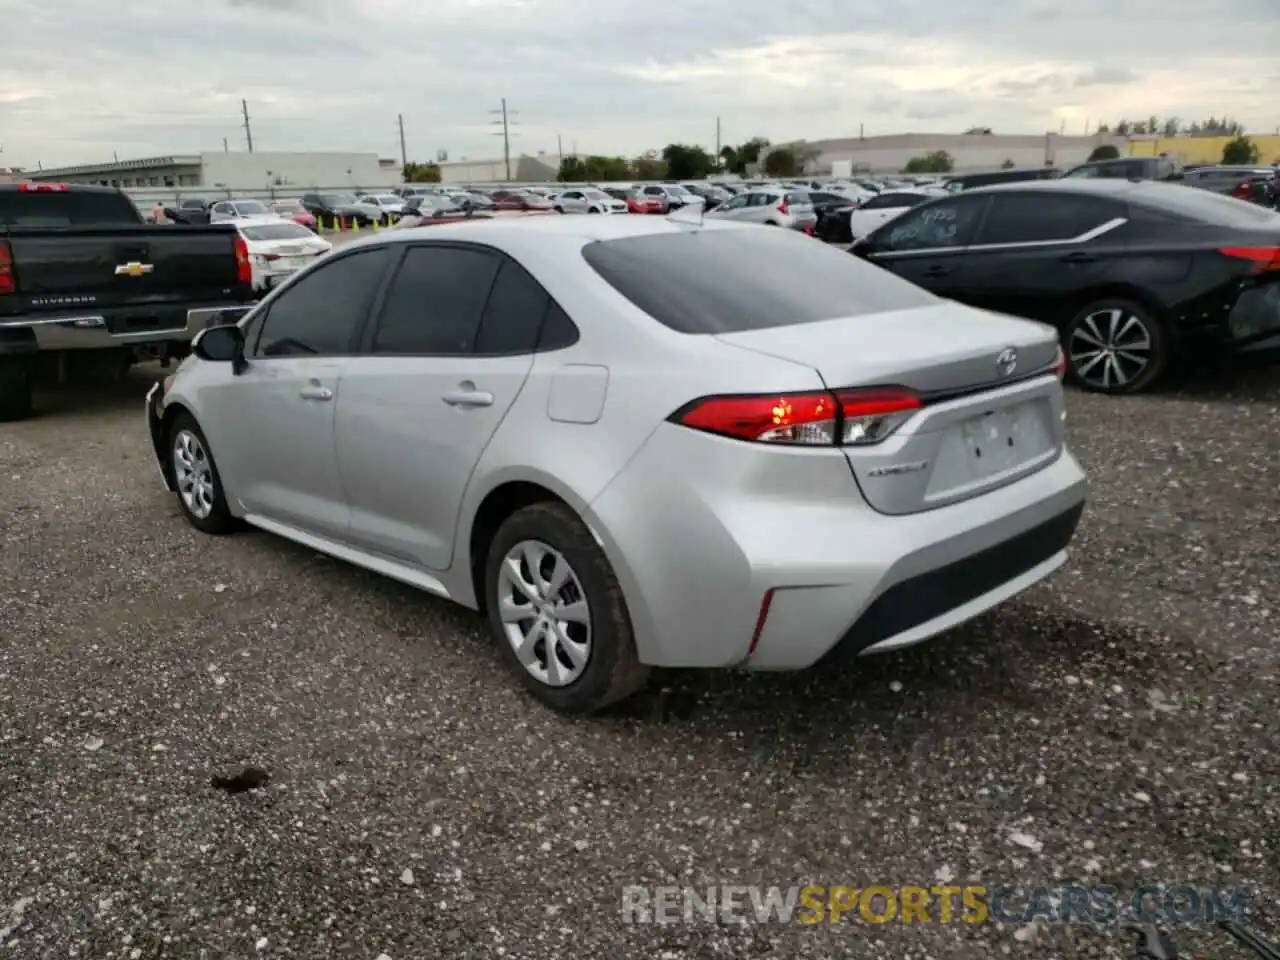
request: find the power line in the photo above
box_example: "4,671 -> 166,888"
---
489,99 -> 519,182
241,99 -> 254,153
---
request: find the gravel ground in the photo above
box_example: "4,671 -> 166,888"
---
0,366 -> 1277,960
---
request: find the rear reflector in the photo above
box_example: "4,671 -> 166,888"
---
672,387 -> 921,446
1052,345 -> 1066,380
0,240 -> 14,295
1219,246 -> 1280,273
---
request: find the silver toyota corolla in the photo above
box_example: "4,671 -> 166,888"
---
146,215 -> 1087,713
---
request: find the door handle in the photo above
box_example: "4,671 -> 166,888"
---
1060,251 -> 1097,264
299,385 -> 333,401
442,386 -> 495,408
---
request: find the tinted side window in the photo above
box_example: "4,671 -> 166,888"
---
880,195 -> 987,251
475,260 -> 548,355
255,249 -> 391,357
371,245 -> 500,355
976,195 -> 1121,244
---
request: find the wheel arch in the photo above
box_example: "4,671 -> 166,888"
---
154,398 -> 198,489
1056,284 -> 1168,330
460,470 -> 595,610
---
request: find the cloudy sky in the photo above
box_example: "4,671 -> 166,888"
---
1,0 -> 1275,170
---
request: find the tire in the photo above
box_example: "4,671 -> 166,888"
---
553,206 -> 564,214
764,220 -> 780,226
1063,298 -> 1170,395
484,502 -> 649,714
167,411 -> 237,535
587,206 -> 600,214
0,356 -> 33,422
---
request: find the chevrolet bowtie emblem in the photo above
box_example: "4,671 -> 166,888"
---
115,261 -> 154,277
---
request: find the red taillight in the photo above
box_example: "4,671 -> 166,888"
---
672,387 -> 920,446
778,200 -> 790,215
0,240 -> 14,295
1052,345 -> 1066,380
746,588 -> 776,660
233,236 -> 252,285
804,222 -> 815,236
18,182 -> 68,193
1219,246 -> 1280,273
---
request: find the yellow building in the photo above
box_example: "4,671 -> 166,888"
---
1128,135 -> 1280,165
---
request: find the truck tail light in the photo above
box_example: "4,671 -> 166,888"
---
671,387 -> 921,446
234,236 -> 252,285
0,240 -> 15,295
17,182 -> 69,193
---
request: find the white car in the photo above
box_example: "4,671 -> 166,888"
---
359,195 -> 407,220
552,188 -> 628,215
845,190 -> 937,241
234,217 -> 332,291
210,199 -> 278,222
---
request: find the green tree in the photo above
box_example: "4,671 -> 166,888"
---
631,155 -> 667,180
902,150 -> 954,174
720,137 -> 769,175
559,155 -> 632,182
1087,144 -> 1121,161
1000,158 -> 1015,169
557,156 -> 587,182
763,147 -> 800,177
1221,134 -> 1260,165
402,161 -> 441,183
661,143 -> 715,180
964,126 -> 994,135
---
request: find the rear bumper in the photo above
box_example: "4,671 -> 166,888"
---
587,421 -> 1088,670
0,302 -> 254,352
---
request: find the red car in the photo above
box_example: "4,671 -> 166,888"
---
488,190 -> 553,212
271,200 -> 317,231
611,190 -> 665,215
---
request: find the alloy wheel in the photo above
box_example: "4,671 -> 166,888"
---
496,540 -> 591,687
173,429 -> 216,520
1068,308 -> 1153,391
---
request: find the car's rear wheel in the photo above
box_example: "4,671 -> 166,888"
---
168,411 -> 237,535
484,502 -> 648,714
1063,298 -> 1169,394
0,356 -> 34,422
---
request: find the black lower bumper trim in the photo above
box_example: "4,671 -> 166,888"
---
821,501 -> 1085,664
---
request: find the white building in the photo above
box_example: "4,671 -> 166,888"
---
763,133 -> 1131,175
28,151 -> 403,196
436,153 -> 559,185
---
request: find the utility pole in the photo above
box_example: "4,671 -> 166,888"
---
556,133 -> 563,172
489,99 -> 519,181
397,113 -> 408,170
241,99 -> 254,153
223,137 -> 229,152
714,116 -> 721,158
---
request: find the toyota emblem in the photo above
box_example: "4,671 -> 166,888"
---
996,347 -> 1018,377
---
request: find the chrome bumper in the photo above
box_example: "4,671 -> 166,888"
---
0,304 -> 252,351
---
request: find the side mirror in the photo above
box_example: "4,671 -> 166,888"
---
193,323 -> 245,365
850,238 -> 874,259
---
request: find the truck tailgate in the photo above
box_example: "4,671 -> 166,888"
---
2,225 -> 243,311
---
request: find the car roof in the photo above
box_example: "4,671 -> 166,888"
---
338,210 -> 758,254
235,216 -> 303,228
967,179 -> 1141,196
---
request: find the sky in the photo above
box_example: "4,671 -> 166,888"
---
0,0 -> 1276,170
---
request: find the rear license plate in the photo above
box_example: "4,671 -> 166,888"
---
960,404 -> 1042,478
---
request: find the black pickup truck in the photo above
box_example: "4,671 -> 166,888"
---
0,183 -> 257,421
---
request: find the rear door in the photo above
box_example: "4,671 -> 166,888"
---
335,243 -> 539,570
950,191 -> 1129,320
863,193 -> 989,298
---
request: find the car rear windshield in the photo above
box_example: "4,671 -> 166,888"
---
1139,184 -> 1280,226
581,227 -> 938,334
0,189 -> 144,227
241,223 -> 314,241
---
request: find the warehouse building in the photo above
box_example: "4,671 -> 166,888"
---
436,153 -> 559,184
763,133 -> 1131,175
27,151 -> 402,194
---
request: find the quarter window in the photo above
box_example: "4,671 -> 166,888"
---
254,248 -> 391,357
474,260 -> 549,355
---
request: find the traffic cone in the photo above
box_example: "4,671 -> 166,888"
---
372,218 -> 380,232
352,218 -> 360,233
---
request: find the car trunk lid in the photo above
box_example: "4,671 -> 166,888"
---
715,303 -> 1066,515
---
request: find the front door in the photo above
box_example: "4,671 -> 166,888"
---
864,193 -> 990,300
336,243 -> 542,570
217,245 -> 394,540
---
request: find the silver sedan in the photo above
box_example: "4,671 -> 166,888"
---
146,215 -> 1086,713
